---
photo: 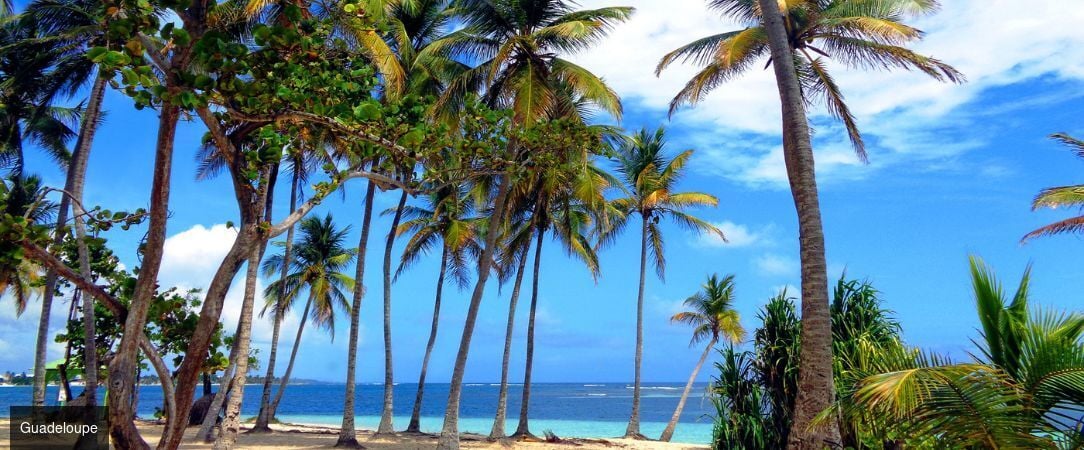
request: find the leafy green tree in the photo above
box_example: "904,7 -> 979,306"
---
661,273 -> 745,442
657,2 -> 963,445
259,214 -> 356,424
600,126 -> 723,438
1024,133 -> 1084,240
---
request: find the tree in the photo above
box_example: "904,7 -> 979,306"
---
656,2 -> 962,444
1023,133 -> 1084,240
395,184 -> 479,433
661,273 -> 745,442
837,257 -> 1084,448
16,0 -> 117,410
600,126 -> 723,439
258,214 -> 356,427
424,1 -> 632,447
507,142 -> 611,440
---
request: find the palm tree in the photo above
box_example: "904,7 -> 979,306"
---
506,147 -> 611,440
259,214 -> 356,425
1023,133 -> 1084,241
336,178 -> 376,448
0,173 -> 56,314
395,184 -> 479,433
424,2 -> 631,447
661,273 -> 745,442
600,126 -> 723,439
837,257 -> 1084,448
656,1 -> 962,445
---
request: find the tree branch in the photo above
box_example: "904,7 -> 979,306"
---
22,242 -> 127,321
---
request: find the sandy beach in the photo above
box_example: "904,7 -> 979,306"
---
0,419 -> 710,449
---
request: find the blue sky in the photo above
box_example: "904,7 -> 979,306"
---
2,0 -> 1083,384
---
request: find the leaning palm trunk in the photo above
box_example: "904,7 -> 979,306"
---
489,245 -> 529,439
336,180 -> 377,448
437,174 -> 511,450
253,170 -> 300,432
196,340 -> 239,442
754,0 -> 840,447
377,190 -> 408,434
213,242 -> 265,449
624,216 -> 649,439
108,104 -> 181,450
407,245 -> 451,433
659,338 -> 716,442
266,294 -> 313,420
33,73 -> 108,407
512,228 -> 545,439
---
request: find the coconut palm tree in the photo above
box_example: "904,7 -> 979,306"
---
837,257 -> 1084,448
395,184 -> 479,433
1023,133 -> 1084,241
505,149 -> 612,440
424,2 -> 631,447
656,0 -> 963,159
661,273 -> 745,442
599,126 -> 723,439
656,1 -> 962,445
259,214 -> 356,424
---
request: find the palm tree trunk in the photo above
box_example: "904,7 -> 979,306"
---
377,190 -> 408,434
32,73 -> 107,407
108,104 -> 180,450
266,294 -> 312,420
755,1 -> 840,448
407,245 -> 450,433
660,338 -> 716,442
512,228 -> 545,439
437,173 -> 511,450
336,180 -> 377,448
624,215 -> 648,439
196,339 -> 240,443
213,241 -> 265,449
488,244 -> 529,439
253,170 -> 300,432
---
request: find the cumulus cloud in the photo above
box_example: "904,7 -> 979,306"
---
567,0 -> 1084,188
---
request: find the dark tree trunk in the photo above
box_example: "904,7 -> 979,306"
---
335,180 -> 377,448
754,0 -> 840,448
377,190 -> 408,434
488,244 -> 529,440
108,104 -> 180,450
203,374 -> 212,397
436,174 -> 510,450
405,246 -> 450,433
624,215 -> 649,439
512,227 -> 545,440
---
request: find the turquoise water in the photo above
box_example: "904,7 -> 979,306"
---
0,383 -> 716,444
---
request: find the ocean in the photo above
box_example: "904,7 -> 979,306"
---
0,382 -> 716,444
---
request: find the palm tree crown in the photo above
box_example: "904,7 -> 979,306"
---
656,0 -> 964,160
1023,133 -> 1084,241
604,126 -> 724,278
424,0 -> 632,122
673,273 -> 746,346
262,214 -> 356,335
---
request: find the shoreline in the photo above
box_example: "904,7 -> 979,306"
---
0,418 -> 710,449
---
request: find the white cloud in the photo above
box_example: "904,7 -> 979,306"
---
568,0 -> 1084,188
754,254 -> 798,277
697,220 -> 770,248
